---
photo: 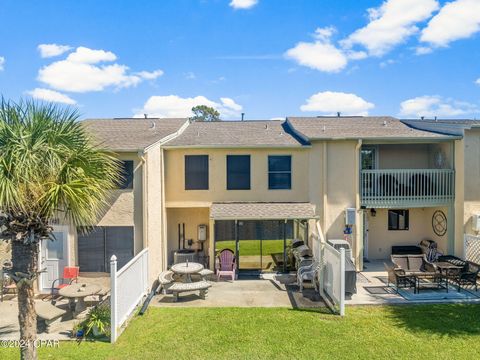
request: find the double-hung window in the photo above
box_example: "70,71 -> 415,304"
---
268,155 -> 291,190
185,155 -> 209,190
227,155 -> 251,190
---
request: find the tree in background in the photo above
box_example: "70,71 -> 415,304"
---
190,105 -> 221,122
0,99 -> 121,360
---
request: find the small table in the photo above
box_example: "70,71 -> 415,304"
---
59,283 -> 101,318
435,262 -> 464,291
171,262 -> 203,283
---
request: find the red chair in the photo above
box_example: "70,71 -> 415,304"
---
51,266 -> 79,296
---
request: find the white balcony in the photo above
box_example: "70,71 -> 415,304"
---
360,169 -> 455,208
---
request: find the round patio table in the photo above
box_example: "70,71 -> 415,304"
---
59,283 -> 101,318
171,262 -> 203,283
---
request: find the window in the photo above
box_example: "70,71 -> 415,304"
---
227,155 -> 251,190
361,146 -> 378,170
116,160 -> 134,189
185,155 -> 209,190
78,226 -> 134,272
388,210 -> 409,230
268,155 -> 291,189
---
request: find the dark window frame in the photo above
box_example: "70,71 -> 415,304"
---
185,155 -> 209,190
226,155 -> 251,190
268,155 -> 292,190
388,210 -> 409,231
116,160 -> 134,189
77,226 -> 134,272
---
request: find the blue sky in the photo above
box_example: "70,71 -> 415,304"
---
0,0 -> 479,120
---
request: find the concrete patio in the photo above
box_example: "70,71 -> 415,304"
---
348,260 -> 480,305
0,273 -> 110,341
153,273 -> 325,309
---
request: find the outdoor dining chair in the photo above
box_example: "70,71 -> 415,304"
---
51,266 -> 80,297
216,249 -> 236,281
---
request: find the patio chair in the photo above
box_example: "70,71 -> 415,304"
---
450,261 -> 480,292
51,266 -> 79,297
216,249 -> 236,281
297,261 -> 320,292
384,263 -> 416,293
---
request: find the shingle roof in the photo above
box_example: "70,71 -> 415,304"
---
210,202 -> 317,220
81,118 -> 188,151
164,120 -> 308,147
286,116 -> 455,140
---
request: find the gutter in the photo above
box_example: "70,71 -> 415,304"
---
161,144 -> 311,149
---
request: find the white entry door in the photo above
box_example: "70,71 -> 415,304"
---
40,227 -> 69,293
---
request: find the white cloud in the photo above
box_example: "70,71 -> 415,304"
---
27,88 -> 76,104
379,59 -> 396,68
420,0 -> 480,47
136,69 -> 164,80
136,95 -> 243,119
0,56 -> 4,71
37,44 -> 72,58
229,0 -> 258,10
184,72 -> 196,80
66,46 -> 116,63
342,0 -> 439,56
399,95 -> 479,117
300,91 -> 375,116
285,27 -> 348,73
415,46 -> 433,55
37,46 -> 163,93
476,78 -> 480,85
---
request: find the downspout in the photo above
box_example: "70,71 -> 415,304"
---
354,139 -> 363,271
322,142 -> 328,237
138,150 -> 148,252
160,148 -> 168,270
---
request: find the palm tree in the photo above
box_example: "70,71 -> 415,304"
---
0,99 -> 121,360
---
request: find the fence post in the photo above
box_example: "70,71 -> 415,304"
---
110,255 -> 117,344
339,248 -> 345,317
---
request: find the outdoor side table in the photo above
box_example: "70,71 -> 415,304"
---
59,283 -> 101,318
434,262 -> 464,292
171,262 -> 204,283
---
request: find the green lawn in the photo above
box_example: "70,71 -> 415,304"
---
2,305 -> 480,359
215,239 -> 289,256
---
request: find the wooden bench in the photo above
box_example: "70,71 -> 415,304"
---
35,302 -> 67,334
158,271 -> 175,294
169,281 -> 211,302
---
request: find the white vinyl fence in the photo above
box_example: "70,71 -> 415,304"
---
311,221 -> 345,316
464,234 -> 480,264
110,248 -> 149,343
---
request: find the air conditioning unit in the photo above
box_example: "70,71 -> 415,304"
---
472,214 -> 480,232
345,208 -> 356,225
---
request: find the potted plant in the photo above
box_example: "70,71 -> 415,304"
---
71,322 -> 84,339
85,304 -> 110,338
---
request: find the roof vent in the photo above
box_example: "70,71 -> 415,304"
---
196,131 -> 200,137
421,116 -> 425,120
150,121 -> 156,130
265,124 -> 268,129
383,121 -> 387,126
337,112 -> 341,117
144,114 -> 148,119
435,116 -> 438,121
322,125 -> 326,132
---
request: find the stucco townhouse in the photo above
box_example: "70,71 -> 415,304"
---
2,115 -> 480,291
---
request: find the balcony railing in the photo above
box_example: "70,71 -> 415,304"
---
361,169 -> 454,207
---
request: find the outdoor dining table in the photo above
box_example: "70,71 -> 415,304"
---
171,262 -> 203,283
58,283 -> 101,318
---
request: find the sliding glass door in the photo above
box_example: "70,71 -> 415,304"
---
214,220 -> 293,273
